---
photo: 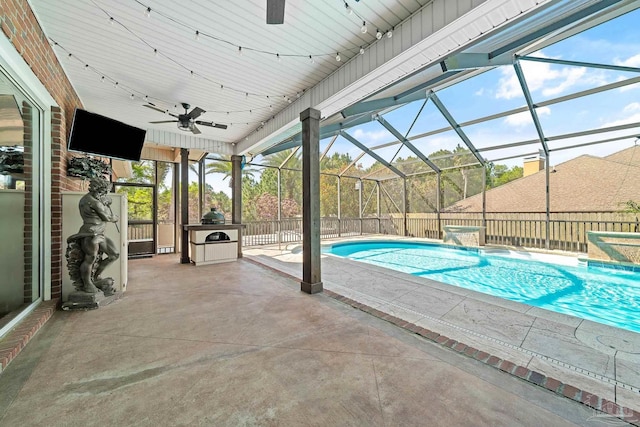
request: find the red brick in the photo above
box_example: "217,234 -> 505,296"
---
582,392 -> 600,408
453,342 -> 466,352
498,360 -> 516,374
513,366 -> 529,378
473,351 -> 490,362
444,339 -> 457,348
562,384 -> 581,400
600,399 -> 623,418
486,356 -> 501,367
435,335 -> 449,344
463,346 -> 478,357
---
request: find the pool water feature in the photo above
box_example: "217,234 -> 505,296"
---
328,241 -> 640,334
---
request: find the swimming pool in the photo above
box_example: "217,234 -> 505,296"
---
328,241 -> 640,333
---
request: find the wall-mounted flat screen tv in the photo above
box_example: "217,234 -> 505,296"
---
68,108 -> 146,161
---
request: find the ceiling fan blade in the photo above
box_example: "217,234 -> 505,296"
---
144,104 -> 180,118
195,120 -> 228,130
190,123 -> 202,135
187,107 -> 205,120
143,103 -> 167,114
149,120 -> 178,124
266,0 -> 285,24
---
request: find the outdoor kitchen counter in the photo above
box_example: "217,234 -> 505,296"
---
183,224 -> 246,265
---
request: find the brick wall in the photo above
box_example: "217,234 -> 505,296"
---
1,0 -> 85,300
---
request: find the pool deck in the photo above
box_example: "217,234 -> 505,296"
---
244,236 -> 640,417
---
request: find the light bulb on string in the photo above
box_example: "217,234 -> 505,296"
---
144,7 -> 151,17
309,55 -> 314,64
67,53 -> 72,61
84,64 -> 89,70
238,46 -> 243,56
109,17 -> 114,25
190,70 -> 194,78
100,76 -> 105,83
359,46 -> 364,55
194,30 -> 200,40
376,29 -> 382,39
144,95 -> 148,102
277,53 -> 281,62
336,52 -> 341,62
114,81 -> 119,88
269,105 -> 273,111
360,21 -> 367,34
153,48 -> 158,56
130,94 -> 135,100
345,2 -> 352,14
387,29 -> 393,38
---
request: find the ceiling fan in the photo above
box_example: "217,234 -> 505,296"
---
266,0 -> 285,24
144,102 -> 227,134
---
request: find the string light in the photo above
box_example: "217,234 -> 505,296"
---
277,53 -> 281,62
130,93 -> 135,100
359,46 -> 364,55
344,2 -> 352,14
360,21 -> 367,34
109,16 -> 114,25
67,53 -> 72,61
376,29 -> 382,39
238,46 -> 243,56
50,37 -> 305,115
194,30 -> 200,40
153,48 -> 158,56
387,28 -> 393,38
336,52 -> 341,62
144,7 -> 151,17
309,55 -> 314,64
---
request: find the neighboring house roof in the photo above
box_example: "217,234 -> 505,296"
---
446,145 -> 640,212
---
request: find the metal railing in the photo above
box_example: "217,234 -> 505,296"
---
242,212 -> 640,253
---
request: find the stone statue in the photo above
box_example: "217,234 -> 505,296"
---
66,177 -> 120,296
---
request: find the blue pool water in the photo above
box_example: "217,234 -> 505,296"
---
328,241 -> 640,333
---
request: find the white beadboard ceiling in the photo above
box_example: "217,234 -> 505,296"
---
26,0 -> 635,157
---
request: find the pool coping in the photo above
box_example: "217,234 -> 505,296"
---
245,255 -> 640,426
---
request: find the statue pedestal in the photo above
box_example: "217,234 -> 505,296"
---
61,290 -> 122,310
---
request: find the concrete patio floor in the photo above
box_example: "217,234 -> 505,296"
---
244,237 -> 640,418
0,254 -> 629,426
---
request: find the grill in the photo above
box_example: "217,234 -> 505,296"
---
201,207 -> 225,225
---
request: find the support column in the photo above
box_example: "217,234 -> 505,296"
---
545,154 -> 551,249
403,177 -> 408,236
337,177 -> 341,237
300,108 -> 322,294
358,179 -> 363,235
436,172 -> 442,239
180,148 -> 190,264
376,181 -> 381,234
231,155 -> 243,225
231,154 -> 244,258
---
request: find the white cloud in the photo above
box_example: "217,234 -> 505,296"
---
496,53 -> 608,99
352,129 -> 389,144
541,67 -> 586,97
503,107 -> 551,127
614,53 -> 640,67
600,112 -> 640,128
623,102 -> 640,113
474,88 -> 485,96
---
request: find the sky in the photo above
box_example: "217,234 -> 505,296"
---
207,5 -> 640,197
